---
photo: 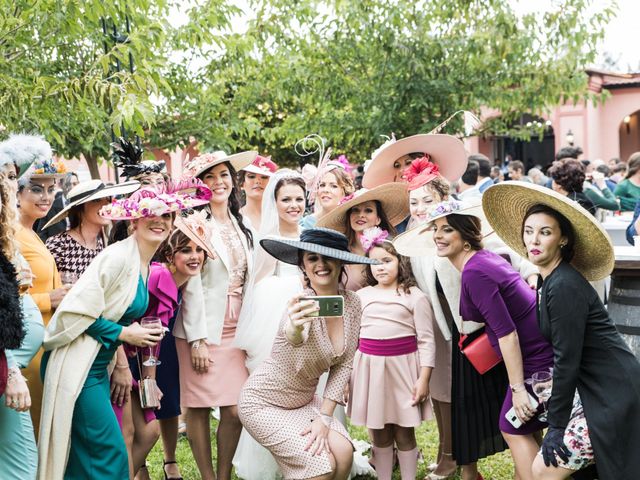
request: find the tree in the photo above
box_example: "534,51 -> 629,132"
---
0,0 -> 236,177
163,0 -> 615,166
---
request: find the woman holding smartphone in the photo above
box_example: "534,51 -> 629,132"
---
238,227 -> 377,480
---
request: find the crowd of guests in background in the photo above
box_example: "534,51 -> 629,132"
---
0,121 -> 639,480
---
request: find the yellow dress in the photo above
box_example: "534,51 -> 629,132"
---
16,225 -> 61,436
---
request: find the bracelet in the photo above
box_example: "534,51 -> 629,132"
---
191,340 -> 202,350
115,364 -> 129,369
510,383 -> 525,393
7,367 -> 26,384
313,408 -> 333,427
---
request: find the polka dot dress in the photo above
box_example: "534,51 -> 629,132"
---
238,289 -> 361,479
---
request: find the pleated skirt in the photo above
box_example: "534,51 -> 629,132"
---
451,323 -> 508,465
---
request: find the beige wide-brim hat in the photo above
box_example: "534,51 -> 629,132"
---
174,211 -> 216,259
42,179 -> 141,229
482,182 -> 614,281
315,183 -> 410,233
362,134 -> 467,188
182,150 -> 257,179
393,201 -> 494,257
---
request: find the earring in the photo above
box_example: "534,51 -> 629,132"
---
463,242 -> 471,251
168,263 -> 177,274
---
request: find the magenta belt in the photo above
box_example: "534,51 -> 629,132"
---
358,336 -> 418,356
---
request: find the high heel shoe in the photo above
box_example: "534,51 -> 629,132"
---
163,460 -> 183,480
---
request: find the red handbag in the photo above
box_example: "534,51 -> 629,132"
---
458,332 -> 502,374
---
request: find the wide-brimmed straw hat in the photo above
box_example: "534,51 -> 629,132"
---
182,150 -> 258,179
242,155 -> 279,176
42,180 -> 141,229
393,200 -> 494,257
362,134 -> 467,188
174,210 -> 216,259
315,183 -> 410,233
482,182 -> 614,281
260,227 -> 380,266
99,179 -> 212,220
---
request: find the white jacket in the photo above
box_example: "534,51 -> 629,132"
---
175,214 -> 253,344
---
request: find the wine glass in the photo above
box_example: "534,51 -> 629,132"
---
532,371 -> 553,422
140,316 -> 162,367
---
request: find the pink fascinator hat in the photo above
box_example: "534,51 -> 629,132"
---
243,155 -> 279,176
99,178 -> 212,220
403,155 -> 441,191
359,227 -> 390,253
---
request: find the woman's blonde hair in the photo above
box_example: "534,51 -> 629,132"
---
323,167 -> 355,196
0,173 -> 18,260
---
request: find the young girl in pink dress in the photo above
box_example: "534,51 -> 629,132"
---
348,227 -> 437,480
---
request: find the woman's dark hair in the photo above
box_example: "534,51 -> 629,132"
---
364,240 -> 416,294
68,204 -> 84,230
274,176 -> 306,200
446,214 -> 483,250
199,161 -> 253,249
522,204 -> 575,263
547,158 -> 585,193
347,200 -> 397,248
555,146 -> 583,161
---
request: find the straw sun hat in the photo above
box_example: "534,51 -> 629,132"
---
42,180 -> 141,230
392,200 -> 494,257
481,182 -> 614,281
362,134 -> 467,188
315,183 -> 410,233
260,227 -> 379,266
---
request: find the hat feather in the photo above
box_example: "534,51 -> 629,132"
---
0,133 -> 53,170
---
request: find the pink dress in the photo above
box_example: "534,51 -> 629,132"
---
238,289 -> 361,480
177,222 -> 249,407
348,286 -> 436,429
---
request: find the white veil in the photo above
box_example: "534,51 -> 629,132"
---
234,169 -> 305,350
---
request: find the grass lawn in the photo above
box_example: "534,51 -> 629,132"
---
146,416 -> 516,479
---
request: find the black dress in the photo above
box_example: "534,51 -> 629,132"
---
436,276 -> 508,465
538,262 -> 640,480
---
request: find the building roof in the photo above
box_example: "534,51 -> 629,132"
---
586,68 -> 640,90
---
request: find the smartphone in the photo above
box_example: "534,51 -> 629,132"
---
505,392 -> 539,429
301,295 -> 344,318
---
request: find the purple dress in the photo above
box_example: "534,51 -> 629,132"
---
460,250 -> 554,435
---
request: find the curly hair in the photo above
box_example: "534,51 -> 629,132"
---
199,161 -> 254,249
364,240 -> 416,294
0,173 -> 17,261
547,158 -> 586,193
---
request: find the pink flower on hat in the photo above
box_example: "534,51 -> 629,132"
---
359,227 -> 389,253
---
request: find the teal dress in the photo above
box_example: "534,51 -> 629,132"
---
0,294 -> 44,480
42,275 -> 149,480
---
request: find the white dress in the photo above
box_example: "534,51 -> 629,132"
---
233,259 -> 303,480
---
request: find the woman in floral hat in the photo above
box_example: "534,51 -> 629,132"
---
37,180 -> 211,480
